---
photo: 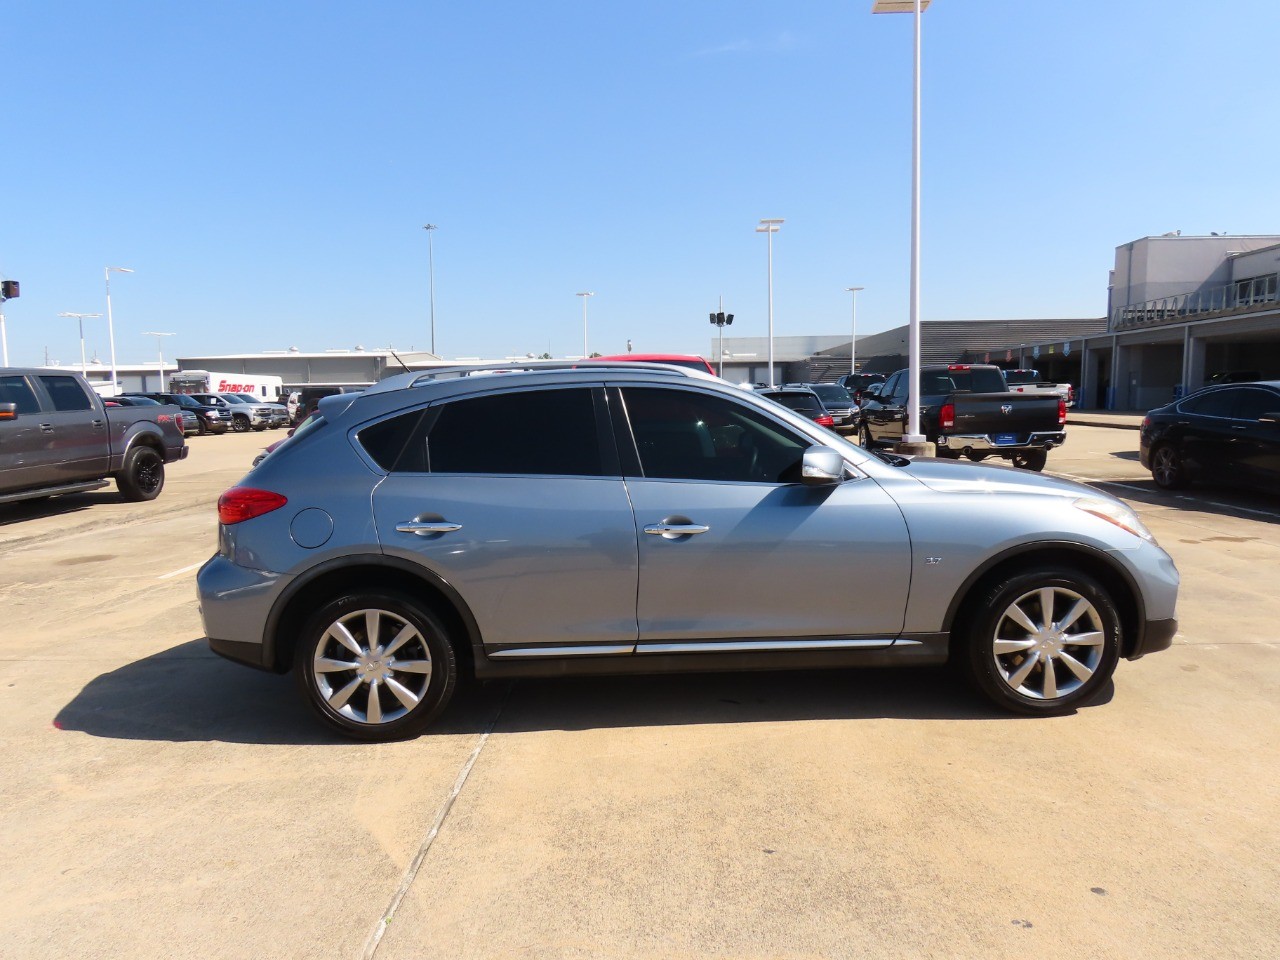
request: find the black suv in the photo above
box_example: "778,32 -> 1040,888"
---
138,393 -> 231,435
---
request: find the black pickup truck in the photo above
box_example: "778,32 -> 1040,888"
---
0,368 -> 188,504
857,364 -> 1067,470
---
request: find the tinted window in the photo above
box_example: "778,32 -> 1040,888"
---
0,375 -> 41,414
359,409 -> 429,472
621,388 -> 809,483
763,391 -> 824,414
429,388 -> 603,476
1233,388 -> 1280,422
121,395 -> 162,405
811,384 -> 852,405
39,376 -> 93,411
1180,389 -> 1238,418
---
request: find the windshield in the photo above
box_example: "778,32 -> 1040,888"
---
920,368 -> 1008,394
121,395 -> 161,406
811,384 -> 853,405
219,394 -> 255,404
763,391 -> 823,412
1003,370 -> 1039,384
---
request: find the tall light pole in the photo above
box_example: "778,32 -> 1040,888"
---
104,267 -> 133,395
58,312 -> 103,374
576,292 -> 595,358
422,225 -> 438,356
845,286 -> 865,375
873,0 -> 933,449
709,296 -> 734,377
141,331 -> 175,392
755,218 -> 783,386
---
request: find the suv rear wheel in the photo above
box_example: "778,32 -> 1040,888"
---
961,566 -> 1121,716
294,592 -> 458,741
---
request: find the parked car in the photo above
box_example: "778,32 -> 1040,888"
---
859,364 -> 1066,471
1003,369 -> 1075,407
0,369 -> 187,504
801,382 -> 859,434
118,395 -> 198,436
191,393 -> 287,431
838,372 -> 886,406
292,386 -> 363,426
594,353 -> 717,375
1140,381 -> 1280,492
198,361 -> 1178,741
137,392 -> 231,435
1206,371 -> 1263,385
757,386 -> 836,429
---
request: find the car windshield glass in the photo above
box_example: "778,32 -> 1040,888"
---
219,394 -> 254,404
811,384 -> 852,405
124,396 -> 162,405
1004,370 -> 1038,384
763,391 -> 822,412
921,369 -> 1007,394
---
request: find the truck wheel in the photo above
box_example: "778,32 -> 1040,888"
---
294,592 -> 458,742
1012,450 -> 1048,471
960,566 -> 1121,716
859,423 -> 875,448
232,414 -> 250,433
116,446 -> 165,501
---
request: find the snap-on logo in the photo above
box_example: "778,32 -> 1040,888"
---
217,380 -> 252,393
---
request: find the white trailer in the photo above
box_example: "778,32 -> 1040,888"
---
169,370 -> 284,402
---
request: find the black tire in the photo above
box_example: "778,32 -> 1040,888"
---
294,592 -> 458,742
252,424 -> 267,432
1011,449 -> 1048,471
1150,442 -> 1189,490
959,566 -> 1121,716
965,452 -> 988,462
232,414 -> 250,433
116,445 -> 165,501
859,423 -> 875,448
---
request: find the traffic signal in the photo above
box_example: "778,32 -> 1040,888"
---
0,280 -> 18,300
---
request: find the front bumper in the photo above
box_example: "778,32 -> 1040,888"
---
936,431 -> 1067,453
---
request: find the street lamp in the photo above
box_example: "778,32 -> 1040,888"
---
58,312 -> 104,374
576,292 -> 595,358
845,286 -> 865,375
422,225 -> 437,356
755,218 -> 784,386
709,299 -> 734,377
104,267 -> 134,395
141,331 -> 175,392
872,0 -> 934,448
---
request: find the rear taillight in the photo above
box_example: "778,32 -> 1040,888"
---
815,414 -> 835,428
939,402 -> 955,430
1058,399 -> 1067,426
218,487 -> 288,525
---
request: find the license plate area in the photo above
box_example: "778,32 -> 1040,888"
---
994,433 -> 1018,446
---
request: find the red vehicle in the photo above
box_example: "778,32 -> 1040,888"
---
593,353 -> 716,375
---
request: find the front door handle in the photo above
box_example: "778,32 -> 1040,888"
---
644,521 -> 710,538
39,423 -> 54,434
395,520 -> 462,536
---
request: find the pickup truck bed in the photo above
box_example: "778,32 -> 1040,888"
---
0,368 -> 187,505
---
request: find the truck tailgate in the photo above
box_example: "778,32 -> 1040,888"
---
950,392 -> 1061,439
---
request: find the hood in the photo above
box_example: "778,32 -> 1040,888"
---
898,456 -> 1111,502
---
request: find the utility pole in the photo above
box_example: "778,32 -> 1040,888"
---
709,296 -> 734,377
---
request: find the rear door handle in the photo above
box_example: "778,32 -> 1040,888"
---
395,520 -> 463,536
39,423 -> 54,434
644,522 -> 710,537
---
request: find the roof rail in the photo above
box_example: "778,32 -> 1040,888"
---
365,359 -> 705,396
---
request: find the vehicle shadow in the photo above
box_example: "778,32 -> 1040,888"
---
0,491 -> 120,526
1081,476 -> 1280,525
1108,450 -> 1141,462
55,638 -> 1111,745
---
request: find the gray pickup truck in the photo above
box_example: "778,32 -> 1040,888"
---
0,368 -> 188,504
858,363 -> 1067,471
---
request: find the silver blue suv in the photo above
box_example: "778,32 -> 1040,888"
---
198,362 -> 1179,741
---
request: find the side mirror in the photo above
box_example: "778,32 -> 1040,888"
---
0,402 -> 17,422
801,445 -> 845,486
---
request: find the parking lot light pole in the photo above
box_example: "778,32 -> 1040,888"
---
872,0 -> 933,450
576,292 -> 595,358
58,312 -> 103,374
104,267 -> 133,395
141,331 -> 175,392
845,286 -> 864,375
756,218 -> 784,386
422,225 -> 437,355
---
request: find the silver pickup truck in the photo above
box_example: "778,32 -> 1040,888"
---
0,368 -> 188,505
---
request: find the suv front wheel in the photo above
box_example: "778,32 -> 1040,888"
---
295,592 -> 458,741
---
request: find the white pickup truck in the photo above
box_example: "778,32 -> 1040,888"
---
1003,369 -> 1075,407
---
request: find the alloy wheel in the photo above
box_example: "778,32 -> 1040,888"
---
990,586 -> 1104,701
311,608 -> 433,725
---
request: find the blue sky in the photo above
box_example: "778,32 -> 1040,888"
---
3,0 -> 1279,366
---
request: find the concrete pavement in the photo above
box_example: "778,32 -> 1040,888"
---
1,428 -> 1277,959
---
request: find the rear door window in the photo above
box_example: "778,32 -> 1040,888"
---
38,376 -> 94,411
1232,388 -> 1280,422
1180,389 -> 1238,418
428,388 -> 606,476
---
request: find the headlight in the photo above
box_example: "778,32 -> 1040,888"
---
1073,497 -> 1154,542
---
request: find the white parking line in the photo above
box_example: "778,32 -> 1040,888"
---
157,561 -> 204,581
